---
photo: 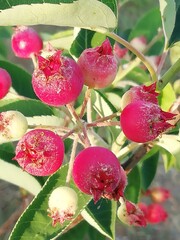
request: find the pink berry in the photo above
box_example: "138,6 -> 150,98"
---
114,43 -> 129,60
117,198 -> 147,227
72,146 -> 127,203
120,101 -> 176,143
121,82 -> 158,110
32,50 -> 84,106
77,39 -> 118,89
48,186 -> 78,226
13,129 -> 64,176
146,203 -> 168,224
130,36 -> 147,52
11,26 -> 43,58
0,68 -> 12,99
145,187 -> 171,203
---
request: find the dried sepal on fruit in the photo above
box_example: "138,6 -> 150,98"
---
120,101 -> 176,143
48,186 -> 78,226
13,129 -> 64,176
77,38 -> 118,89
72,146 -> 127,203
0,111 -> 28,144
117,197 -> 147,227
11,26 -> 43,58
32,49 -> 84,106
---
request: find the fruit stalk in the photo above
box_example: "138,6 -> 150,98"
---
106,32 -> 158,82
157,58 -> 180,90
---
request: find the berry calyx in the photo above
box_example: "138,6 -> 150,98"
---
13,129 -> 64,176
117,198 -> 147,227
77,39 -> 118,89
120,101 -> 176,143
48,186 -> 78,226
0,68 -> 12,99
72,146 -> 127,203
121,82 -> 158,110
11,26 -> 43,58
32,50 -> 84,106
0,111 -> 28,144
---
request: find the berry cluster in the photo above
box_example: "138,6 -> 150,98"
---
0,26 -> 177,228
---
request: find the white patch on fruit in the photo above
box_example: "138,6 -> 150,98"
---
48,186 -> 78,226
0,111 -> 28,144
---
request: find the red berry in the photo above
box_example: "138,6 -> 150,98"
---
13,129 -> 64,176
121,82 -> 158,110
0,68 -> 12,99
32,50 -> 84,106
77,39 -> 117,89
120,101 -> 176,143
11,26 -> 43,58
48,186 -> 78,226
72,146 -> 127,203
146,203 -> 168,224
114,43 -> 129,60
145,187 -> 171,203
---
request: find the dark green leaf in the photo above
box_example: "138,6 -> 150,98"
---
169,3 -> 180,46
9,164 -> 91,240
140,147 -> 159,190
0,99 -> 54,117
129,8 -> 162,42
125,166 -> 141,203
0,60 -> 36,99
84,198 -> 117,240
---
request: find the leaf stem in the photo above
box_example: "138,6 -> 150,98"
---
157,58 -> 180,91
107,32 -> 158,82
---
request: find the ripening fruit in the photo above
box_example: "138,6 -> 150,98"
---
117,197 -> 147,227
13,129 -> 64,176
72,146 -> 127,203
130,36 -> 147,52
11,26 -> 43,58
145,187 -> 171,203
0,68 -> 12,99
77,39 -> 118,89
32,50 -> 84,106
0,111 -> 28,144
48,186 -> 78,226
146,203 -> 168,224
121,82 -> 158,110
120,101 -> 176,143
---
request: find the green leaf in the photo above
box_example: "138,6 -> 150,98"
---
158,83 -> 176,111
140,147 -> 159,190
159,0 -> 176,48
168,1 -> 180,46
0,60 -> 36,99
125,66 -> 151,84
129,8 -> 162,42
82,198 -> 117,240
156,134 -> 180,170
160,148 -> 176,171
9,164 -> 91,240
0,99 -> 55,117
124,166 -> 141,203
0,0 -> 117,33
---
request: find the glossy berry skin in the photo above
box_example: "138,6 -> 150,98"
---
48,186 -> 78,226
121,82 -> 158,110
77,39 -> 117,89
72,146 -> 127,203
11,26 -> 43,58
32,50 -> 84,106
0,111 -> 28,144
120,101 -> 175,143
14,129 -> 64,176
0,68 -> 12,99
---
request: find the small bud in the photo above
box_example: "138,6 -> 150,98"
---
117,198 -> 147,227
48,186 -> 78,226
145,187 -> 171,203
